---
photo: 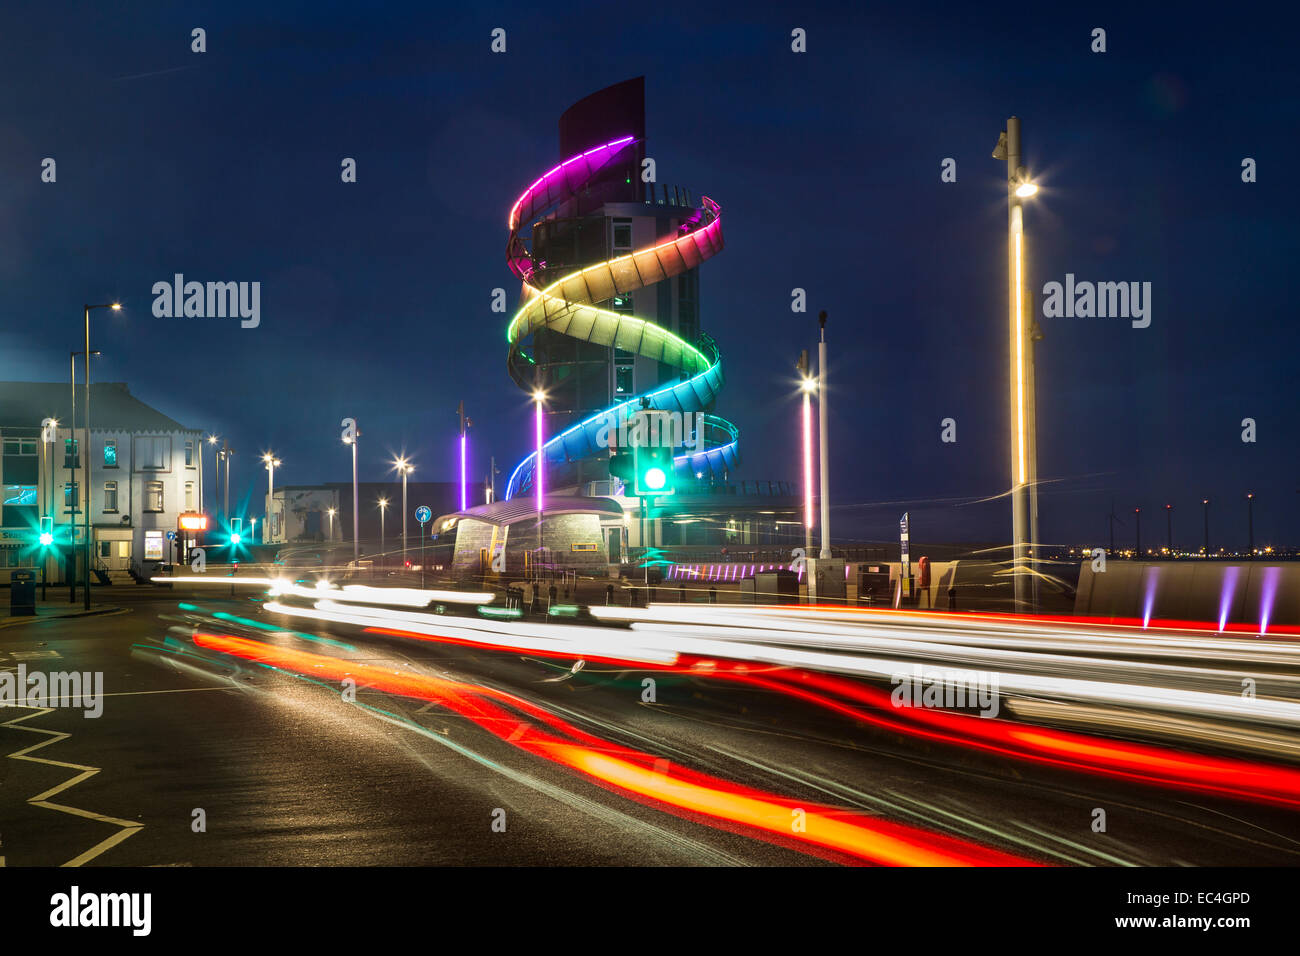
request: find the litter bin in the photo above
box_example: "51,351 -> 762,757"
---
10,569 -> 36,616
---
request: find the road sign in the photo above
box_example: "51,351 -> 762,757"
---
166,531 -> 175,540
415,505 -> 431,524
900,512 -> 911,598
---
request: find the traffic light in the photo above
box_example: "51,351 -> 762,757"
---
38,516 -> 54,547
609,446 -> 634,482
229,517 -> 243,546
633,442 -> 675,497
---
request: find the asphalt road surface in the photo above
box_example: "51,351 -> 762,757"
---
2,588 -> 1297,867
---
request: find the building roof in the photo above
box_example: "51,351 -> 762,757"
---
0,382 -> 193,433
437,495 -> 624,528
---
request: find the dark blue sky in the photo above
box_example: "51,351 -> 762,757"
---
2,1 -> 1296,549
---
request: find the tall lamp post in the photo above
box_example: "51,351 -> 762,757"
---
393,456 -> 412,568
458,401 -> 472,512
327,507 -> 336,542
533,387 -> 546,557
377,497 -> 388,571
1165,503 -> 1173,554
205,435 -> 219,516
68,350 -> 99,601
1247,492 -> 1255,556
798,351 -> 816,557
262,453 -> 281,545
816,312 -> 832,559
342,421 -> 359,570
81,302 -> 121,609
1202,498 -> 1210,555
993,117 -> 1040,612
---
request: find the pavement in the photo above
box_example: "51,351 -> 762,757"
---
0,590 -> 124,628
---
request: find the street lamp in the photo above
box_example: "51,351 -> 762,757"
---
67,350 -> 98,602
262,452 -> 281,545
377,497 -> 388,571
342,422 -> 359,570
393,456 -> 413,569
81,302 -> 121,610
993,117 -> 1040,612
327,507 -> 337,542
1247,492 -> 1255,556
1202,499 -> 1210,555
816,311 -> 831,560
797,351 -> 816,556
533,387 -> 546,556
458,401 -> 472,512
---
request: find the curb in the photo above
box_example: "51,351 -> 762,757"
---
0,606 -> 129,629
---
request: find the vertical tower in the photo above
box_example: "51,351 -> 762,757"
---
506,78 -> 734,500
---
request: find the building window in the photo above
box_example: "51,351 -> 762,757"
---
64,481 -> 80,513
100,541 -> 112,558
184,440 -> 195,467
104,439 -> 117,467
134,435 -> 170,471
615,365 -> 634,396
3,485 -> 36,506
104,481 -> 118,513
185,481 -> 195,511
144,480 -> 164,513
3,437 -> 37,456
612,218 -> 633,252
64,438 -> 79,470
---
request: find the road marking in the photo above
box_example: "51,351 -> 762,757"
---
2,707 -> 143,866
86,686 -> 233,700
10,650 -> 61,660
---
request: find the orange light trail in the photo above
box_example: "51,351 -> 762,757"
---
191,632 -> 1036,866
360,622 -> 1300,808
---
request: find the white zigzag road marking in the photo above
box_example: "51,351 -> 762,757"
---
2,706 -> 143,866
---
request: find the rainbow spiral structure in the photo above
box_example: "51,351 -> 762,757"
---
504,136 -> 739,500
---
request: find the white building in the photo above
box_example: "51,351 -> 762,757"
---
0,382 -> 204,582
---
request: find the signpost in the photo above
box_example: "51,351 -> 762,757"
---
899,512 -> 911,606
416,506 -> 431,587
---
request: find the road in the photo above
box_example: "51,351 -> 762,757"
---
1,586 -> 1298,866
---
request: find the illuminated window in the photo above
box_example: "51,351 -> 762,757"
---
144,480 -> 164,513
185,481 -> 195,511
104,439 -> 117,467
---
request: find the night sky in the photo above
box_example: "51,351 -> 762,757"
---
2,1 -> 1296,550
